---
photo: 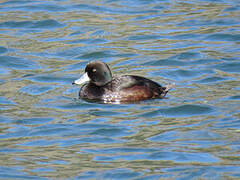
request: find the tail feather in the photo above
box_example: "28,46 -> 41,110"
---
161,83 -> 175,98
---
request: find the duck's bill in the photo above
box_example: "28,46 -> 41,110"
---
72,72 -> 90,85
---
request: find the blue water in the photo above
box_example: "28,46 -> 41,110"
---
0,0 -> 240,179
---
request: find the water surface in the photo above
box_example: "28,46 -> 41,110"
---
0,0 -> 240,179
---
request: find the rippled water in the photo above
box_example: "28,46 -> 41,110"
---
0,0 -> 240,179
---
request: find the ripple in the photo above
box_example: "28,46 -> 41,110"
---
77,51 -> 113,60
31,167 -> 55,173
0,148 -> 27,153
103,169 -> 142,179
28,124 -> 75,137
0,1 -> 67,12
72,4 -> 113,13
149,130 -> 221,143
14,117 -> 54,125
0,19 -> 64,29
0,46 -> 7,54
0,97 -> 15,105
0,0 -> 30,5
18,122 -> 132,145
140,104 -> 214,117
0,125 -> 30,139
173,52 -> 202,60
64,62 -> 88,71
172,33 -> 202,40
84,147 -> 158,154
192,58 -> 221,65
15,4 -> 67,12
196,76 -> 227,84
0,166 -> 40,180
213,62 -> 240,73
31,19 -> 64,29
178,18 -> 238,27
0,97 -> 16,110
215,117 -> 240,129
60,136 -> 120,146
76,51 -> 135,60
0,116 -> 12,124
0,56 -> 39,70
27,74 -> 73,85
229,95 -> 240,100
72,3 -> 158,14
78,168 -> 142,179
94,149 -> 218,163
90,127 -> 131,137
224,5 -> 240,12
147,151 -> 218,163
163,166 -> 240,180
55,47 -> 85,58
0,67 -> 11,75
20,139 -> 61,147
153,68 -> 212,80
55,102 -> 94,110
128,34 -> 162,41
148,131 -> 178,142
206,33 -> 240,42
89,110 -> 127,117
0,21 -> 30,28
20,84 -> 59,95
143,59 -> 186,66
69,38 -> 107,44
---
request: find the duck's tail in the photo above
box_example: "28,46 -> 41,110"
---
161,83 -> 175,98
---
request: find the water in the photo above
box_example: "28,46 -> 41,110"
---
0,0 -> 240,179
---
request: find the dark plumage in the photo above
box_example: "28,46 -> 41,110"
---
72,61 -> 172,103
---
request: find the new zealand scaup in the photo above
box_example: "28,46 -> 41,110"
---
73,61 -> 173,103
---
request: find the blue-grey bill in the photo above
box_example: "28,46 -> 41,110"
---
73,72 -> 90,85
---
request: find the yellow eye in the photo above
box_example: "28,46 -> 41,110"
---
92,68 -> 97,72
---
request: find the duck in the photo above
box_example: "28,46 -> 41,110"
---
72,60 -> 172,103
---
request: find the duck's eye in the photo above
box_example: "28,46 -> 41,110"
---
92,68 -> 97,72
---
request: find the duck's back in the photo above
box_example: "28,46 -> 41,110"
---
102,75 -> 167,102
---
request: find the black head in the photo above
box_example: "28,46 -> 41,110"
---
85,61 -> 112,86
